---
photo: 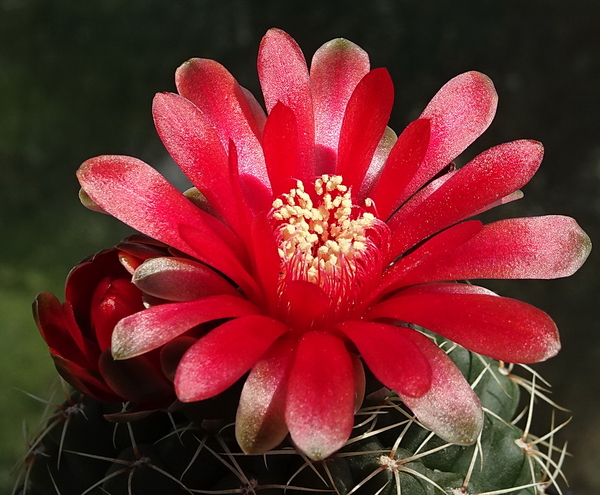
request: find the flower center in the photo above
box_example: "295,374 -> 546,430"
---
270,175 -> 388,318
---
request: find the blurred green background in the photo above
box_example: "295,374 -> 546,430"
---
1,0 -> 599,493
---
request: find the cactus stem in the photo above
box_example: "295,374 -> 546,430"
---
387,396 -> 428,430
461,482 -> 544,494
469,359 -> 493,390
54,395 -> 87,471
166,412 -> 186,444
345,411 -> 413,449
46,468 -> 61,494
181,434 -> 208,481
400,440 -> 454,465
482,407 -> 513,426
378,457 -> 447,494
142,462 -> 194,494
321,461 -> 345,495
286,447 -> 331,489
410,430 -> 437,457
15,384 -> 86,488
345,464 -> 383,495
473,356 -> 514,400
18,381 -> 79,434
56,414 -> 72,470
215,434 -> 259,490
12,408 -> 54,494
198,438 -> 249,483
63,448 -> 195,495
459,433 -> 484,491
196,434 -> 308,495
70,454 -> 137,495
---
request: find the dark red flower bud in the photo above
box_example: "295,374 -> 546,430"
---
34,236 -> 176,411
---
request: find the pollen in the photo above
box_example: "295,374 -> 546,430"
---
271,175 -> 377,285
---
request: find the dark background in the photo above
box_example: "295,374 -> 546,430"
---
1,0 -> 599,493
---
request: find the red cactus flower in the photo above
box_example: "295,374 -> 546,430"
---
34,236 -> 176,412
76,29 -> 590,459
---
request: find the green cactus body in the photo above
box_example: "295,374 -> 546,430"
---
15,344 -> 566,495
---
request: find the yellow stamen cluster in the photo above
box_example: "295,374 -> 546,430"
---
271,175 -> 376,284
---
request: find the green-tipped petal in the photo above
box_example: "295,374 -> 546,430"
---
400,331 -> 483,445
236,337 -> 296,454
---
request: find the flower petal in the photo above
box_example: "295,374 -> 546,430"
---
262,102 -> 300,193
116,234 -> 170,257
79,188 -> 106,213
174,58 -> 271,199
249,213 -> 281,313
160,336 -> 197,382
359,126 -> 398,199
376,220 -> 484,297
310,37 -> 370,174
152,92 -> 257,231
236,336 -> 297,454
350,353 -> 366,413
336,68 -> 395,192
403,71 -> 498,198
90,277 -> 144,350
258,28 -> 315,180
278,281 -> 330,333
65,248 -> 135,315
133,257 -> 239,301
398,331 -> 483,445
177,223 -> 260,299
77,155 -> 251,288
368,118 -> 430,219
111,295 -> 259,359
99,349 -> 174,404
34,292 -> 91,367
469,190 -> 524,217
175,315 -> 288,402
285,332 -> 355,460
240,86 -> 267,135
389,216 -> 592,287
367,284 -> 560,363
51,354 -> 119,402
387,140 -> 544,259
337,321 -> 431,398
